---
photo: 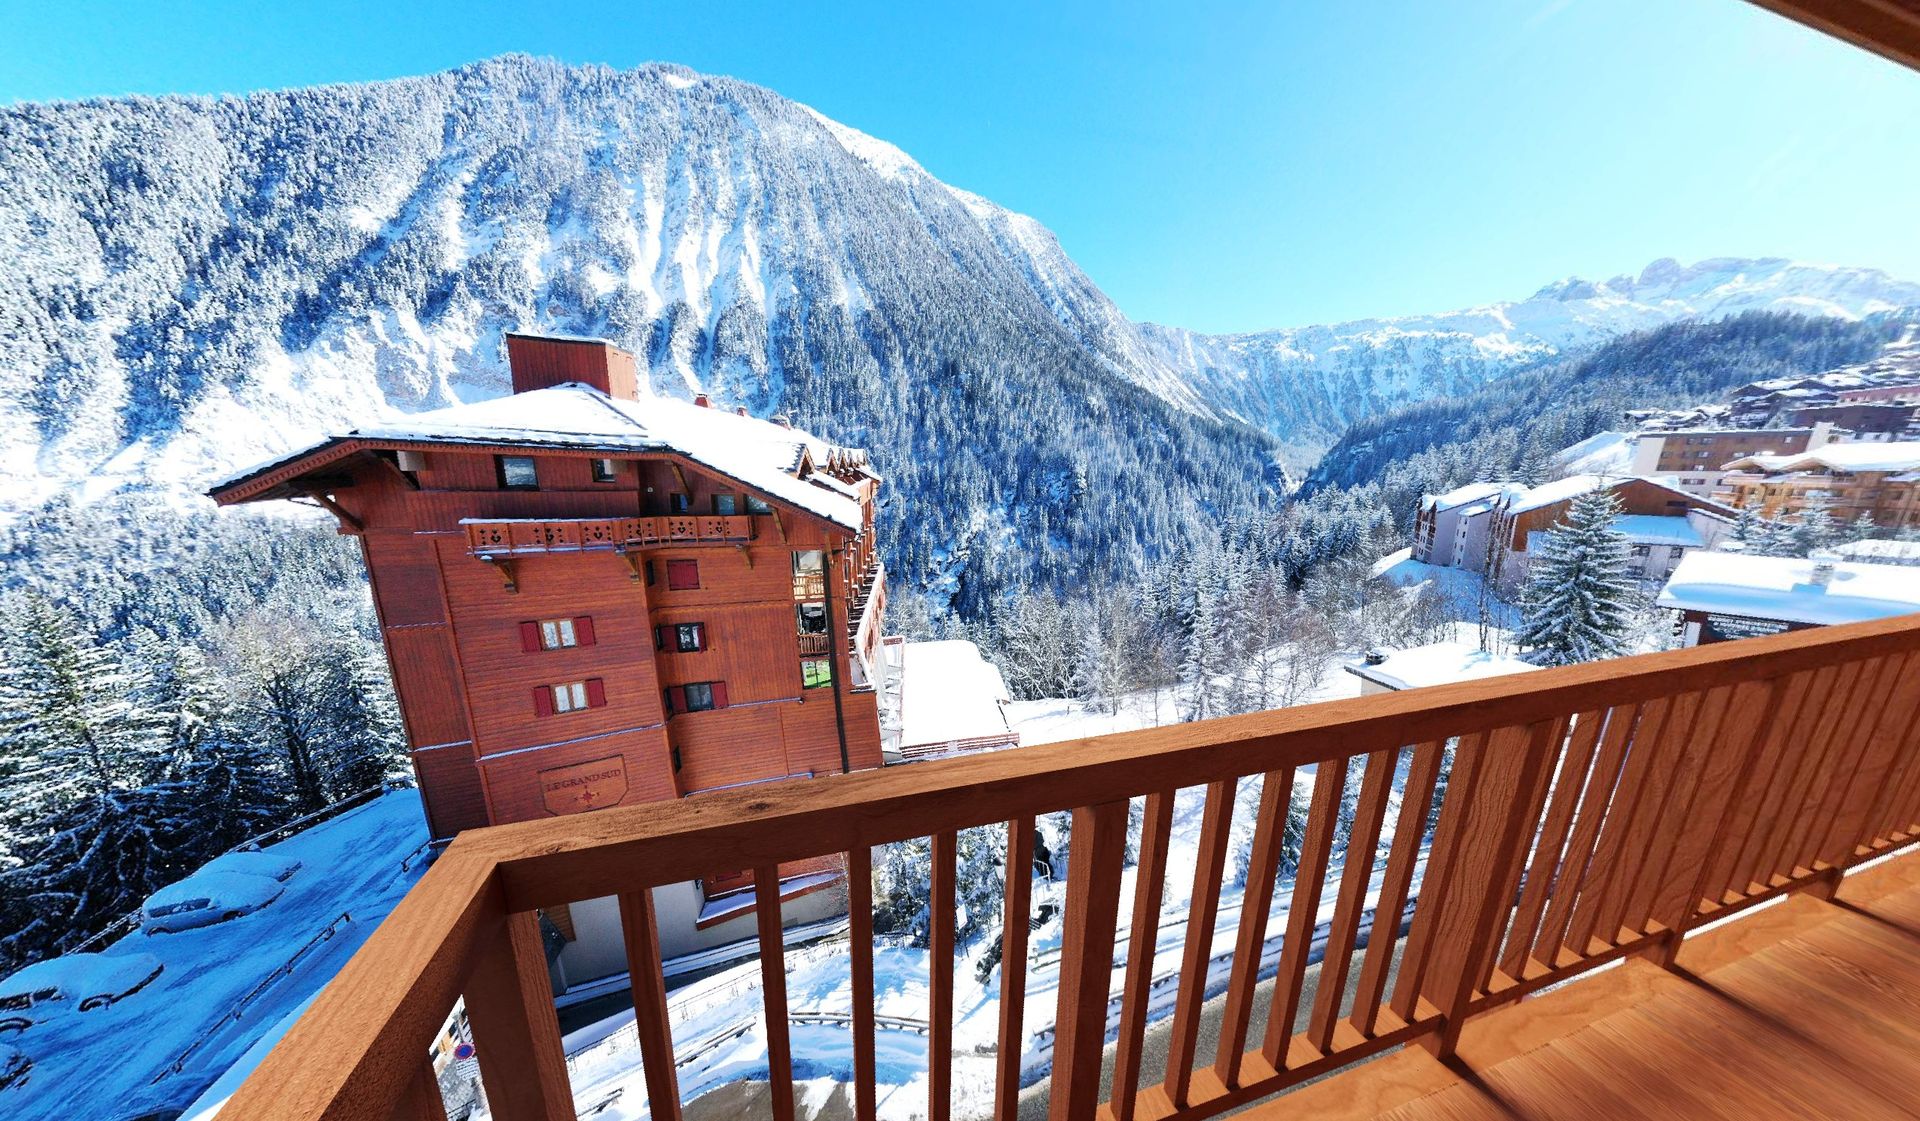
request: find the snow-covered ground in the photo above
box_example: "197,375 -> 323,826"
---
1,790 -> 430,1121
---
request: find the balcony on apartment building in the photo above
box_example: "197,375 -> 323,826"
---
224,609 -> 1920,1121
463,515 -> 758,556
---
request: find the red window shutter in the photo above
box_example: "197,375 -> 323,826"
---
585,678 -> 607,708
654,626 -> 665,651
532,686 -> 555,717
667,559 -> 699,590
574,616 -> 597,647
664,686 -> 682,714
519,622 -> 543,653
710,681 -> 729,709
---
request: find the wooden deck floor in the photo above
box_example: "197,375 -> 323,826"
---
1269,850 -> 1920,1121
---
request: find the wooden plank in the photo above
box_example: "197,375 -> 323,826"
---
1163,780 -> 1234,1109
395,1061 -> 449,1121
1592,692 -> 1702,944
460,614 -> 1920,912
1699,672 -> 1811,907
463,911 -> 577,1121
1566,698 -> 1672,952
1534,703 -> 1640,963
1811,654 -> 1916,867
1652,680 -> 1780,936
616,889 -> 682,1121
1047,801 -> 1128,1121
995,816 -> 1036,1121
1110,795 -> 1172,1121
847,845 -> 878,1121
1863,690 -> 1920,847
1475,715 -> 1568,992
1214,768 -> 1294,1088
1499,709 -> 1605,977
1309,746 -> 1398,1052
929,831 -> 957,1121
1617,688 -> 1730,937
1767,660 -> 1867,878
1351,741 -> 1442,1037
754,864 -> 796,1121
1262,755 -> 1349,1066
1782,657 -> 1882,872
1391,732 -> 1489,1022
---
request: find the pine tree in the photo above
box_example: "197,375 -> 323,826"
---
1515,489 -> 1641,666
1789,498 -> 1840,557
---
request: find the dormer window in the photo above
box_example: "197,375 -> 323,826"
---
713,494 -> 738,515
746,495 -> 772,515
497,456 -> 538,490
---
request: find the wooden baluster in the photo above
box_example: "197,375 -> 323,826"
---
1777,658 -> 1879,876
848,846 -> 879,1121
1351,741 -> 1442,1037
1309,746 -> 1397,1054
1475,715 -> 1568,992
1047,800 -> 1128,1121
1534,704 -> 1638,964
1499,710 -> 1605,978
754,865 -> 796,1121
1615,690 -> 1728,939
1390,732 -> 1488,1024
995,817 -> 1036,1121
1214,768 -> 1294,1089
616,889 -> 682,1121
1566,698 -> 1670,953
1262,756 -> 1348,1069
1751,662 -> 1856,884
1110,795 -> 1171,1121
1163,780 -> 1234,1110
463,911 -> 577,1121
930,831 -> 957,1121
1802,655 -> 1909,872
395,1059 -> 449,1121
1738,665 -> 1838,892
1697,673 -> 1810,909
1589,692 -> 1705,945
1861,677 -> 1920,848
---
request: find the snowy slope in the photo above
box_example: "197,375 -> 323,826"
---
0,790 -> 430,1121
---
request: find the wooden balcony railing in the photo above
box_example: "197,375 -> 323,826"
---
225,613 -> 1920,1121
463,515 -> 754,555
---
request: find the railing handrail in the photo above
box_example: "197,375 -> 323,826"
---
224,610 -> 1920,1121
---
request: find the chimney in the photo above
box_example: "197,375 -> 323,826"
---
505,333 -> 639,400
735,405 -> 749,417
1809,550 -> 1839,589
694,393 -> 711,409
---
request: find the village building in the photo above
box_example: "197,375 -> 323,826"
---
1837,382 -> 1920,406
1343,641 -> 1539,695
892,640 -> 1020,760
1409,481 -> 1505,567
1627,425 -> 1828,497
208,333 -> 911,977
1785,402 -> 1918,440
1714,441 -> 1920,530
1656,550 -> 1920,645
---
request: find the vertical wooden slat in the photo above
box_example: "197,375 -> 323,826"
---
1390,732 -> 1488,1022
754,865 -> 796,1121
1475,715 -> 1568,991
1617,688 -> 1729,936
1214,768 -> 1294,1089
1591,692 -> 1702,943
1861,681 -> 1920,847
1803,655 -> 1907,869
848,846 -> 878,1121
1047,800 -> 1129,1121
1534,704 -> 1639,963
1262,756 -> 1348,1068
463,911 -> 577,1121
1163,780 -> 1234,1109
1566,697 -> 1672,952
1499,709 -> 1606,978
1781,658 -> 1881,872
396,1060 -> 449,1121
1761,661 -> 1861,879
1699,673 -> 1811,906
616,889 -> 682,1121
1309,746 -> 1397,1052
1351,741 -> 1442,1036
994,817 -> 1036,1121
1110,795 -> 1172,1121
1159,783 -> 1236,1105
1651,680 -> 1780,936
929,831 -> 957,1121
1736,664 -> 1836,892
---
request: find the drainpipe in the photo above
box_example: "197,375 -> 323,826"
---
824,546 -> 852,774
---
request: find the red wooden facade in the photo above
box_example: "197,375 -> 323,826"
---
209,334 -> 887,843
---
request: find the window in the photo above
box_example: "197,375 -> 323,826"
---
1631,544 -> 1651,557
683,682 -> 716,712
797,602 -> 828,634
497,456 -> 539,490
520,617 -> 596,652
666,559 -> 700,590
534,678 -> 606,716
801,658 -> 832,689
665,681 -> 728,714
645,560 -> 656,586
1669,546 -> 1686,560
793,549 -> 825,598
668,622 -> 705,652
591,458 -> 619,483
712,494 -> 738,515
669,493 -> 692,513
746,495 -> 772,515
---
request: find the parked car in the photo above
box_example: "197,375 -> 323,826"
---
198,849 -> 302,883
141,871 -> 286,934
0,953 -> 164,1033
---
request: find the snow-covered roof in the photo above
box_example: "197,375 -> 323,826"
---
899,640 -> 1017,748
1656,551 -> 1920,626
1722,441 -> 1920,475
1609,515 -> 1706,547
1342,642 -> 1540,692
1835,539 -> 1920,565
1421,481 -> 1505,513
212,383 -> 866,530
1499,473 -> 1729,517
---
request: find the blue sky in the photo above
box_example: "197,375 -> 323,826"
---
4,0 -> 1918,332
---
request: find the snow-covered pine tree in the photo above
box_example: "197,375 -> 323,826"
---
1180,558 -> 1230,722
320,640 -> 408,796
1789,498 -> 1840,557
1515,489 -> 1641,666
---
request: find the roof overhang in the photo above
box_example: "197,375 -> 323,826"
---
1748,1 -> 1920,73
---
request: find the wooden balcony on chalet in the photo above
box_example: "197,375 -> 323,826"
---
462,515 -> 756,557
224,610 -> 1920,1121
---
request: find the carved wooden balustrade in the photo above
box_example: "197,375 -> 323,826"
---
225,613 -> 1920,1121
463,515 -> 755,556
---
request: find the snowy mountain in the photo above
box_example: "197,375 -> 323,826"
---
3,55 -> 1917,604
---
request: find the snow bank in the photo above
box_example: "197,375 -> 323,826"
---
1656,551 -> 1920,626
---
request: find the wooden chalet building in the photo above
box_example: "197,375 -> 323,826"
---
209,333 -> 893,967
